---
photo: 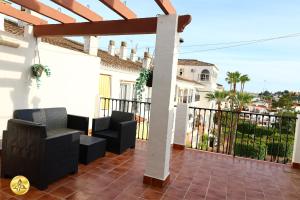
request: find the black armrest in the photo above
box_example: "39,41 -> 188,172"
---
67,114 -> 89,134
118,121 -> 137,137
7,119 -> 47,138
44,131 -> 80,184
92,117 -> 111,133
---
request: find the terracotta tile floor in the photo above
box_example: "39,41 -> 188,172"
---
1,140 -> 300,200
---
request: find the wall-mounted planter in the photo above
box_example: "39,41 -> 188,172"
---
146,70 -> 153,87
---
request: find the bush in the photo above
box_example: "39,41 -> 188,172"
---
237,123 -> 274,137
267,142 -> 293,158
234,143 -> 266,160
197,134 -> 209,150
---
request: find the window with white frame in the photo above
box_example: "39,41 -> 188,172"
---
179,68 -> 184,76
200,69 -> 210,81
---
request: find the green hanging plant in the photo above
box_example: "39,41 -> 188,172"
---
135,68 -> 153,100
31,64 -> 51,88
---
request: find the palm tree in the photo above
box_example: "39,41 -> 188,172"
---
206,91 -> 228,111
231,71 -> 241,94
236,92 -> 253,112
240,74 -> 250,93
225,72 -> 234,91
226,71 -> 241,110
206,91 -> 229,152
227,92 -> 253,154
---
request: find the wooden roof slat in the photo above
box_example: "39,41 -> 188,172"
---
0,3 -> 47,25
154,0 -> 176,15
33,15 -> 191,37
51,0 -> 103,21
98,0 -> 136,19
9,0 -> 75,23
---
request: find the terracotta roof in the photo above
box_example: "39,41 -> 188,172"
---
4,19 -> 142,70
3,20 -> 24,36
3,20 -> 214,74
42,36 -> 143,70
178,59 -> 215,66
177,76 -> 204,86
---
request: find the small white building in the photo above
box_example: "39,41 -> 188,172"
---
177,59 -> 220,108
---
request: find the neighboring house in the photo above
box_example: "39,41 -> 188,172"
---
292,104 -> 300,112
177,59 -> 220,108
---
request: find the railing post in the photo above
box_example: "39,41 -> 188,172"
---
173,103 -> 189,150
292,114 -> 300,168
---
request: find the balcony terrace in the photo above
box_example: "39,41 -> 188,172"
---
1,140 -> 299,200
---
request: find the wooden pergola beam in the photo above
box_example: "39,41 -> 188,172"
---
9,0 -> 75,23
0,3 -> 47,25
51,0 -> 103,21
98,0 -> 136,19
154,0 -> 176,15
33,15 -> 191,37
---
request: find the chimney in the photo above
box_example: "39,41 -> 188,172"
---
108,40 -> 115,56
142,52 -> 151,69
84,36 -> 99,56
119,41 -> 127,60
130,49 -> 137,62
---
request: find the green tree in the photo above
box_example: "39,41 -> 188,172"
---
225,72 -> 234,91
226,71 -> 241,93
277,93 -> 293,109
240,74 -> 250,93
206,91 -> 229,152
231,71 -> 241,94
227,92 -> 253,154
236,92 -> 253,112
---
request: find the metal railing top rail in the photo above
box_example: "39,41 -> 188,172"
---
101,97 -> 151,105
188,106 -> 298,119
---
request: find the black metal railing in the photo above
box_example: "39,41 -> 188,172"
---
187,107 -> 297,164
99,97 -> 151,140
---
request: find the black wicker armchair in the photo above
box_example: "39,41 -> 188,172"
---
1,108 -> 89,190
92,111 -> 137,154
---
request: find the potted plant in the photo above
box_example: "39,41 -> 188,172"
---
135,68 -> 153,100
31,64 -> 51,88
146,70 -> 153,87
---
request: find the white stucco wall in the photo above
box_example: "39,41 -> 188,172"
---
0,30 -> 100,138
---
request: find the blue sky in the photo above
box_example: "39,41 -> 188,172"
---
38,0 -> 300,92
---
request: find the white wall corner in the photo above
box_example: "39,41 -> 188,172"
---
0,14 -> 4,31
292,114 -> 300,164
174,103 -> 189,146
24,24 -> 34,40
84,36 -> 99,56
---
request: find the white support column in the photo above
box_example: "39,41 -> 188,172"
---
292,114 -> 300,168
0,14 -> 4,31
84,36 -> 99,56
144,14 -> 179,187
173,103 -> 189,150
